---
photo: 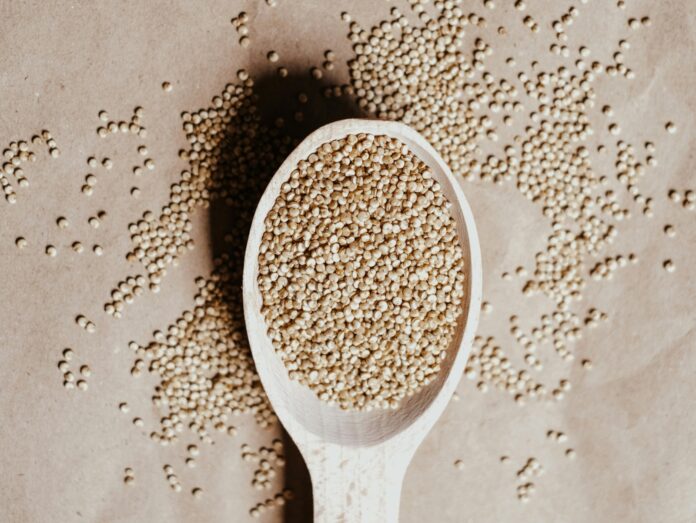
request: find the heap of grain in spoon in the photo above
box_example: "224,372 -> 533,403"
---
258,133 -> 466,411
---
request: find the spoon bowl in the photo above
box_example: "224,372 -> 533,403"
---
243,118 -> 482,522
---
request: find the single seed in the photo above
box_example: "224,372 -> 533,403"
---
665,122 -> 677,134
72,241 -> 84,253
192,488 -> 203,499
119,402 -> 130,413
93,245 -> 104,256
15,237 -> 28,249
45,245 -> 57,257
454,459 -> 465,470
663,260 -> 675,273
664,225 -> 676,237
76,380 -> 88,391
565,448 -> 576,459
267,51 -> 279,63
669,190 -> 681,202
162,82 -> 173,92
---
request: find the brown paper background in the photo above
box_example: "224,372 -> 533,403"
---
1,1 -> 694,522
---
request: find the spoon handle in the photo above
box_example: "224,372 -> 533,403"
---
307,444 -> 408,523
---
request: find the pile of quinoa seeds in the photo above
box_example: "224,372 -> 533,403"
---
22,0 -> 687,513
258,134 -> 466,410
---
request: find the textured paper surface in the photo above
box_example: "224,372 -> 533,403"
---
1,1 -> 694,522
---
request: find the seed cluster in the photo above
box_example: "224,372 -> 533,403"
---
249,490 -> 294,519
668,188 -> 695,211
123,467 -> 135,486
258,134 -> 466,410
231,11 -> 251,48
465,335 -> 544,404
131,260 -> 275,447
515,457 -> 543,503
163,464 -> 182,493
1,131 -> 58,203
58,348 -> 90,391
104,75 -> 293,317
241,440 -> 286,490
96,107 -> 146,139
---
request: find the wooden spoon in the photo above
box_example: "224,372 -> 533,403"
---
243,119 -> 482,522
